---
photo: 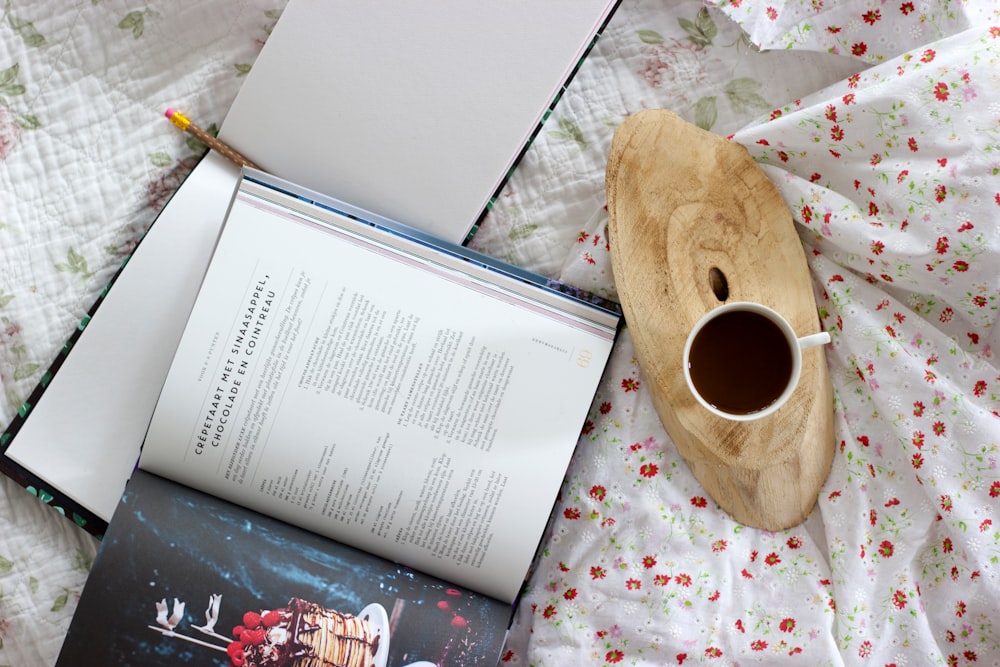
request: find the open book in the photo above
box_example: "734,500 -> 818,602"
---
56,171 -> 619,665
60,470 -> 515,667
0,0 -> 620,532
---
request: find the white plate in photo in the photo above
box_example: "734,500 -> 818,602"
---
358,602 -> 390,667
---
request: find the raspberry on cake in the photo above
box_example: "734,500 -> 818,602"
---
227,598 -> 381,667
148,594 -> 382,667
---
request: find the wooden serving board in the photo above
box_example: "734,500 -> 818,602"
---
606,110 -> 834,531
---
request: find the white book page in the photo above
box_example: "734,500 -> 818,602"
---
2,0 -> 617,525
139,181 -> 616,603
4,154 -> 240,522
219,0 -> 617,243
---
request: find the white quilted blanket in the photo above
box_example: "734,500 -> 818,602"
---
1,1 -> 998,665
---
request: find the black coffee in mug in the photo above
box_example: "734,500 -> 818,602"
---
687,309 -> 793,415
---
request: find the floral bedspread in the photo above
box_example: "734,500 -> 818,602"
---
1,0 -> 998,665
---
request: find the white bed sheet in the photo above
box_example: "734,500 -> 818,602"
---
0,1 -> 997,665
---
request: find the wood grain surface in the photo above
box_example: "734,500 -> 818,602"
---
606,110 -> 834,530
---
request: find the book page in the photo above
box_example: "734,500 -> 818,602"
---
139,176 -> 617,603
219,0 -> 618,243
2,154 -> 241,523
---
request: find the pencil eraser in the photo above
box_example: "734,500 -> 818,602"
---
164,108 -> 175,119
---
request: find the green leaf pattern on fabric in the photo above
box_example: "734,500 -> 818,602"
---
14,112 -> 38,129
632,9 -> 771,132
117,8 -> 158,40
0,63 -> 25,102
0,552 -> 82,627
148,151 -> 172,167
725,77 -> 771,114
637,29 -> 664,45
54,247 -> 94,280
72,550 -> 93,573
693,96 -> 718,130
11,363 -> 37,381
117,10 -> 143,38
1,297 -> 39,395
679,7 -> 717,47
509,223 -> 538,242
50,589 -> 68,612
262,8 -> 282,35
2,1 -> 46,48
551,117 -> 589,149
0,61 -> 40,158
7,15 -> 45,48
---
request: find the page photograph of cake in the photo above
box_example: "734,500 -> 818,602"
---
56,471 -> 509,667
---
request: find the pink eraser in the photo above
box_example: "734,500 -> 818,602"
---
164,108 -> 175,119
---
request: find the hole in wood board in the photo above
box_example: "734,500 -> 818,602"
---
709,266 -> 729,301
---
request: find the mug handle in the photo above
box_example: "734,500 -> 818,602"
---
797,332 -> 831,350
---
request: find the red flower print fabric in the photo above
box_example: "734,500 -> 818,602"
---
705,0 -> 997,64
499,16 -> 1000,667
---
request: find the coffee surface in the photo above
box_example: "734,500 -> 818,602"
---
688,310 -> 793,415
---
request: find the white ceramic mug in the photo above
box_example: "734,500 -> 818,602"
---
682,302 -> 830,422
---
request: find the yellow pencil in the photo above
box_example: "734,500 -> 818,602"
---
165,108 -> 260,170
